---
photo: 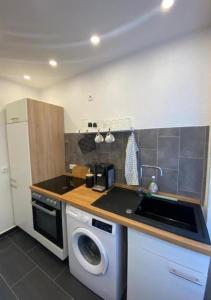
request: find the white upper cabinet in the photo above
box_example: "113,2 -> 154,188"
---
6,99 -> 28,123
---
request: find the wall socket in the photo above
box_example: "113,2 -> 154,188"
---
69,164 -> 76,170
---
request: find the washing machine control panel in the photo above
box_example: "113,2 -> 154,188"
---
92,219 -> 113,234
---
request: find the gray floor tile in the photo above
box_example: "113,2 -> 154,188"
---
0,276 -> 17,300
13,268 -> 73,300
0,244 -> 35,286
4,227 -> 20,238
0,237 -> 12,251
56,266 -> 102,300
29,244 -> 67,279
8,228 -> 37,253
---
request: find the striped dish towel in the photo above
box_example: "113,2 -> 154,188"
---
125,132 -> 139,185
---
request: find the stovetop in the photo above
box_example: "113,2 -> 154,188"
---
34,175 -> 85,195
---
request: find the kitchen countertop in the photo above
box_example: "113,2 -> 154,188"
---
31,183 -> 211,256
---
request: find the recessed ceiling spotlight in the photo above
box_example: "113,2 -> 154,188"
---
23,75 -> 31,80
90,35 -> 100,46
49,59 -> 58,67
161,0 -> 175,11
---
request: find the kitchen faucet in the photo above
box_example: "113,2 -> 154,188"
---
137,164 -> 163,194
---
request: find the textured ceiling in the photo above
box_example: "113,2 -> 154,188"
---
0,0 -> 210,88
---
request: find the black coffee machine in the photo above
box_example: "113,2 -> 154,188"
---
92,163 -> 115,192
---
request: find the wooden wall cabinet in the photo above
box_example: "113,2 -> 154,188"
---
27,99 -> 65,183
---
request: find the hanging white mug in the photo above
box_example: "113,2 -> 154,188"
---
95,130 -> 104,143
105,130 -> 115,143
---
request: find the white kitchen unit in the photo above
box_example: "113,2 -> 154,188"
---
127,229 -> 210,300
0,110 -> 14,234
7,120 -> 33,236
6,99 -> 65,238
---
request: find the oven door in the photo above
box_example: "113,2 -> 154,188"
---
32,199 -> 63,248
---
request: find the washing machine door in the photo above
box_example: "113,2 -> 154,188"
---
72,228 -> 108,275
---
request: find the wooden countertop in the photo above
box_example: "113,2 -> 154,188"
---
31,184 -> 211,256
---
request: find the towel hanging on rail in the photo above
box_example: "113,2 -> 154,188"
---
125,132 -> 139,185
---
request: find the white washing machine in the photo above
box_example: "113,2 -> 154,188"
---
66,205 -> 126,300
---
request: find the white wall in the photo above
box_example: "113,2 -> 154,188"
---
41,28 -> 211,133
0,77 -> 39,234
0,77 -> 40,109
41,28 -> 211,233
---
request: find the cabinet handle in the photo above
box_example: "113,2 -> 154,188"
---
32,201 -> 56,217
11,117 -> 19,121
169,268 -> 202,285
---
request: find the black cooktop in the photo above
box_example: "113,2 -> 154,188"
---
34,175 -> 85,195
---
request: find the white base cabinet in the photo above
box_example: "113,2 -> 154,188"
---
127,229 -> 210,300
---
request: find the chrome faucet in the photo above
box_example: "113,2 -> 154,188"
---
137,164 -> 163,194
140,164 -> 163,177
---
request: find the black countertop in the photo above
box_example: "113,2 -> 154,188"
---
92,187 -> 211,245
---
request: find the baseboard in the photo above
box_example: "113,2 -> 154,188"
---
0,225 -> 17,237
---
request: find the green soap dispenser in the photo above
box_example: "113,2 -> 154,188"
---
148,176 -> 158,193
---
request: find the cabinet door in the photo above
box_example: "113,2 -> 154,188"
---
6,99 -> 28,124
127,230 -> 209,300
128,247 -> 206,300
7,122 -> 33,236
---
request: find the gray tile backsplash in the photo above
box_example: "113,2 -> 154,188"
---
65,126 -> 209,203
158,128 -> 180,137
178,158 -> 204,196
157,169 -> 178,194
158,137 -> 179,169
137,129 -> 157,149
140,149 -> 157,166
180,127 -> 205,158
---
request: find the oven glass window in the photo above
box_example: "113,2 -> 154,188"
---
78,235 -> 101,265
36,209 -> 57,239
32,200 -> 63,248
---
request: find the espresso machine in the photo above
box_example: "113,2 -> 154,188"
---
92,163 -> 115,192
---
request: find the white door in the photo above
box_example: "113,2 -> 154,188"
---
7,122 -> 33,236
72,228 -> 108,275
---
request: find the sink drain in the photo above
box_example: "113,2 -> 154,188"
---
126,208 -> 133,214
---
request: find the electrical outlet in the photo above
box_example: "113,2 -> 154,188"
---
69,164 -> 76,170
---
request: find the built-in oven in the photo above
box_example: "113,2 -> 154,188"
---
32,192 -> 63,248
